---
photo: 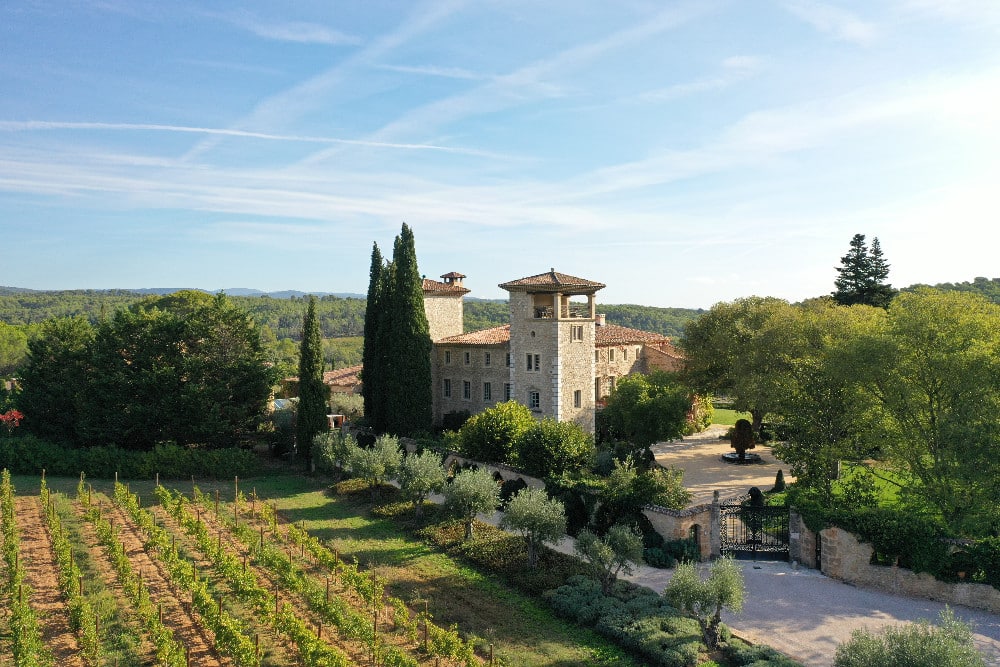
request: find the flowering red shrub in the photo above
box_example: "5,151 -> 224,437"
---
0,409 -> 24,434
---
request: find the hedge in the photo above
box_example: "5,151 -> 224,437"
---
0,434 -> 261,479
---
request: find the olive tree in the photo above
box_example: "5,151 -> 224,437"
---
398,449 -> 447,518
500,487 -> 566,568
346,434 -> 402,500
443,467 -> 500,540
663,555 -> 745,649
574,523 -> 644,594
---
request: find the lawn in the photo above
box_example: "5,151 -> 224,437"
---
711,408 -> 751,426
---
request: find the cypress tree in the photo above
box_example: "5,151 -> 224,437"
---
384,224 -> 433,436
362,243 -> 386,431
296,296 -> 327,466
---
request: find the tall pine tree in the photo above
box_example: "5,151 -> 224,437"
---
296,295 -> 327,466
832,233 -> 896,308
361,225 -> 433,437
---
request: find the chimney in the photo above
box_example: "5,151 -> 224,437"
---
596,313 -> 606,326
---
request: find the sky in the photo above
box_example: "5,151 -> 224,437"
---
2,1 -> 999,309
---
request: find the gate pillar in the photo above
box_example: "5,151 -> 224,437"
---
710,490 -> 721,559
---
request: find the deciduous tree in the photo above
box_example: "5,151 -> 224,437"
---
599,371 -> 691,448
681,297 -> 797,434
457,400 -> 534,464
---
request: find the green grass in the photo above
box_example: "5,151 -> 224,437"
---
711,408 -> 751,426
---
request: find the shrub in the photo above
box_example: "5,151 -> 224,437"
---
456,401 -> 534,464
513,418 -> 595,478
0,435 -> 260,479
833,607 -> 986,667
771,469 -> 786,493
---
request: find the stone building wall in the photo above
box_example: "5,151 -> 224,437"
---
432,343 -> 509,425
594,343 -> 644,401
558,318 -> 597,432
509,291 -> 559,422
424,293 -> 464,342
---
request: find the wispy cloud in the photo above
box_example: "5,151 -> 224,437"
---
375,63 -> 485,80
224,12 -> 361,46
335,2 -> 713,150
782,0 -> 876,43
181,0 -> 467,161
0,120 -> 495,156
639,55 -> 764,102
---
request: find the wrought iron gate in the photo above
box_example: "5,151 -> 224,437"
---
719,495 -> 789,559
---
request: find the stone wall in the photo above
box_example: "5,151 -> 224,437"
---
788,510 -> 818,569
557,317 -> 596,432
819,526 -> 1000,614
424,293 -> 464,342
643,503 -> 713,559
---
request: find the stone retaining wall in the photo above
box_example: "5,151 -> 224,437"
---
818,526 -> 1000,614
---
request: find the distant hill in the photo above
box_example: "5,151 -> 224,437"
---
901,277 -> 1000,304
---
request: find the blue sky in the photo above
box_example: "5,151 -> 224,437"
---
2,1 -> 998,308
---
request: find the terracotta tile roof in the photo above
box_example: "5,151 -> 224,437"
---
499,268 -> 606,292
595,323 -> 674,346
422,277 -> 470,295
437,325 -> 511,345
440,271 -> 466,279
646,340 -> 685,359
323,363 -> 363,386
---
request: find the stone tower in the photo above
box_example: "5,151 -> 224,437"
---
422,272 -> 468,342
499,269 -> 605,432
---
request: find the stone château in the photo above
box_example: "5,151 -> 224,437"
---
425,269 -> 684,432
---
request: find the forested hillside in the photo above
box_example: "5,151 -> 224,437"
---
902,277 -> 1000,303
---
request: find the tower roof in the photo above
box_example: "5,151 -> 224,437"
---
499,268 -> 605,294
422,277 -> 470,295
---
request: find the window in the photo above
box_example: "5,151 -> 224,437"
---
463,381 -> 471,400
623,348 -> 629,361
464,351 -> 471,365
444,350 -> 452,365
484,352 -> 491,366
609,376 -> 616,392
609,348 -> 616,362
573,390 -> 582,408
506,352 -> 512,367
526,353 -> 541,372
483,382 -> 492,401
571,325 -> 583,341
443,379 -> 451,398
595,350 -> 600,363
504,383 -> 512,401
529,391 -> 540,410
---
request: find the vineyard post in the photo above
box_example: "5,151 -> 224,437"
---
19,583 -> 23,604
42,468 -> 45,481
490,644 -> 494,665
155,472 -> 159,487
159,602 -> 163,624
424,600 -> 429,651
79,471 -> 84,484
317,621 -> 321,639
243,553 -> 247,575
274,582 -> 279,615
114,471 -> 118,484
325,577 -> 330,603
217,597 -> 222,617
215,489 -> 220,516
186,647 -> 190,667
218,531 -> 222,553
88,484 -> 92,506
78,575 -> 83,597
254,633 -> 259,659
